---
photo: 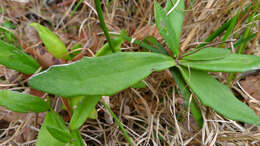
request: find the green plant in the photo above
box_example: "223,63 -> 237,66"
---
0,0 -> 259,145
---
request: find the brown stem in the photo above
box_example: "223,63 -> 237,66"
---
59,97 -> 72,119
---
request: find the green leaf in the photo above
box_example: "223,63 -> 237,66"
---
120,33 -> 168,55
182,47 -> 230,61
131,80 -> 146,88
69,43 -> 82,59
37,111 -> 68,146
30,23 -> 68,59
29,52 -> 175,97
143,36 -> 167,54
180,54 -> 260,72
165,0 -> 185,42
219,11 -> 239,48
0,90 -> 50,113
95,36 -> 123,57
68,96 -> 98,120
46,126 -> 71,143
179,67 -> 260,125
0,40 -> 40,74
154,2 -> 179,57
71,129 -> 84,146
170,68 -> 203,127
69,95 -> 101,129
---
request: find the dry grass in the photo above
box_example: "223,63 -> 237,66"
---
0,0 -> 259,145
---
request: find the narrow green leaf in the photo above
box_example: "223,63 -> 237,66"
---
237,11 -> 255,54
30,23 -> 68,59
219,12 -> 239,47
94,0 -> 115,53
170,68 -> 203,127
229,33 -> 256,50
165,0 -> 185,42
196,4 -> 251,49
0,90 -> 50,113
180,54 -> 260,72
69,96 -> 101,129
0,40 -> 40,74
37,111 -> 68,146
29,52 -> 175,97
71,129 -> 85,146
196,20 -> 231,49
179,67 -> 260,125
143,36 -> 166,52
120,33 -> 168,55
70,0 -> 84,17
182,47 -> 231,61
154,2 -> 179,57
46,126 -> 71,143
95,36 -> 123,57
69,43 -> 82,59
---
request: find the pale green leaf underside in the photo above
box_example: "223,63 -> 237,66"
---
37,111 -> 68,146
154,2 -> 179,57
0,40 -> 40,74
70,95 -> 101,129
30,23 -> 68,59
180,54 -> 260,72
0,90 -> 50,113
29,52 -> 175,97
165,0 -> 185,42
179,67 -> 260,125
182,47 -> 231,61
95,36 -> 123,57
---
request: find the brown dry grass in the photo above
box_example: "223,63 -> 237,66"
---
0,0 -> 259,145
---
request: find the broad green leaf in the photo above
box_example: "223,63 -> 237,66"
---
179,67 -> 260,125
182,47 -> 230,61
0,40 -> 40,74
180,54 -> 260,72
68,96 -> 97,119
154,2 -> 179,57
0,90 -> 50,113
71,129 -> 84,146
30,23 -> 68,59
69,95 -> 101,129
95,36 -> 123,57
89,107 -> 98,119
165,0 -> 185,42
46,126 -> 71,143
37,111 -> 68,146
170,68 -> 203,127
29,52 -> 175,97
131,80 -> 146,88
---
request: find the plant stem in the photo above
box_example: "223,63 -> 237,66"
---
59,97 -> 72,119
102,101 -> 134,146
94,0 -> 115,53
70,0 -> 84,17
